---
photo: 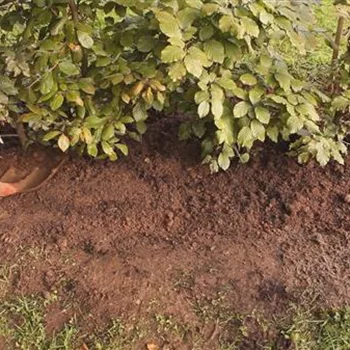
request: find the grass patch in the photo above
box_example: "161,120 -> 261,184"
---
1,293 -> 350,349
0,296 -> 77,350
277,0 -> 339,85
284,305 -> 350,350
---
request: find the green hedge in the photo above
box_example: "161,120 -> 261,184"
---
0,0 -> 348,170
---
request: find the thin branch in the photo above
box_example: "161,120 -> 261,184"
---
67,0 -> 79,25
330,16 -> 345,94
332,16 -> 345,64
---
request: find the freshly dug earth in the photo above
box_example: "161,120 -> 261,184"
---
1,117 -> 350,349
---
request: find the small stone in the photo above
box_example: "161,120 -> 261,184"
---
57,237 -> 68,251
42,291 -> 51,300
344,194 -> 350,204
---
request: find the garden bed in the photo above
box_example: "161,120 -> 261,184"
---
1,116 -> 350,349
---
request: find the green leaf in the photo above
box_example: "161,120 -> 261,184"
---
249,87 -> 264,105
50,93 -> 64,111
77,30 -> 94,49
78,78 -> 96,95
40,72 -> 54,95
155,11 -> 181,38
233,101 -> 251,118
218,152 -> 230,171
133,102 -> 147,122
0,76 -> 18,95
82,127 -> 93,144
219,15 -> 234,33
178,8 -> 200,29
43,130 -> 61,142
331,96 -> 349,110
184,55 -> 203,78
58,134 -> 70,152
316,143 -> 330,167
237,126 -> 253,148
204,40 -> 225,64
211,85 -> 224,119
287,116 -> 304,133
267,126 -> 279,143
169,62 -> 187,82
102,124 -> 115,141
251,120 -> 265,141
241,17 -> 259,37
87,143 -> 98,158
255,106 -> 271,124
116,143 -> 129,156
275,73 -> 291,91
161,45 -> 186,63
84,116 -> 107,128
137,35 -> 155,53
240,73 -> 257,86
101,141 -> 117,160
198,101 -> 210,118
59,62 -> 80,76
199,25 -> 214,40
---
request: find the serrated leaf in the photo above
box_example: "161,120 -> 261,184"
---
316,143 -> 330,167
184,55 -> 203,78
331,96 -> 349,110
178,8 -> 200,29
219,15 -> 233,33
237,126 -> 253,148
287,116 -> 304,133
169,62 -> 187,82
204,40 -> 225,64
241,17 -> 259,37
275,73 -> 291,91
211,85 -> 224,119
249,87 -> 264,105
155,11 -> 181,38
161,45 -> 186,63
251,120 -> 265,141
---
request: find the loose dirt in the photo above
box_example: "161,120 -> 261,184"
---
1,117 -> 350,349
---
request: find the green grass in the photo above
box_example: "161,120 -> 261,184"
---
0,296 -> 77,350
284,305 -> 350,350
1,293 -> 350,349
277,0 -> 339,85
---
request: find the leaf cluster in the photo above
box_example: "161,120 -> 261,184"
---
0,0 -> 348,169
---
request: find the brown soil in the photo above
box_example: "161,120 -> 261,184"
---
1,117 -> 350,349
